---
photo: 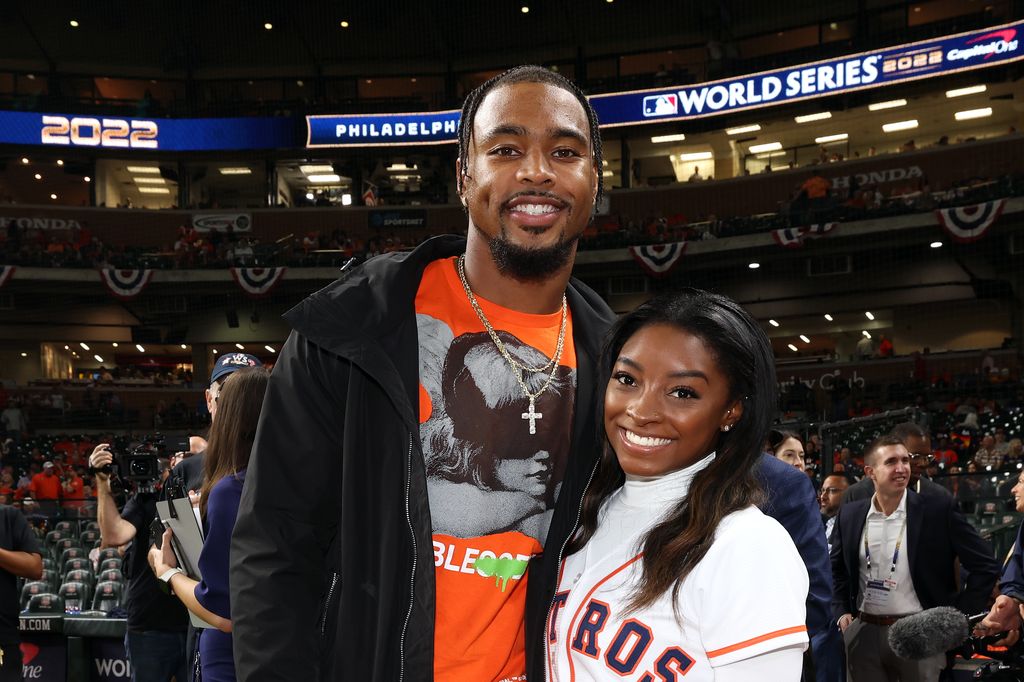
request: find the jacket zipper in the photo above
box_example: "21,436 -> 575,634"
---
319,572 -> 339,636
399,432 -> 416,682
544,460 -> 599,682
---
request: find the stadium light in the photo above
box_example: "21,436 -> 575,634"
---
33,174 -> 41,180
340,21 -> 350,28
748,262 -> 760,269
56,160 -> 64,166
180,344 -> 187,349
341,194 -> 353,205
112,342 -> 118,348
794,112 -> 832,123
135,344 -> 145,353
20,158 -> 28,164
49,194 -> 57,200
69,20 -> 79,27
868,99 -> 907,111
84,176 -> 91,183
80,343 -> 90,351
954,107 -> 993,121
94,355 -> 103,363
749,142 -> 782,153
865,311 -> 875,320
945,85 -> 986,98
930,241 -> 943,248
264,22 -> 273,30
882,119 -> 918,133
265,345 -> 277,353
521,6 -> 529,12
20,352 -> 27,358
824,314 -> 833,321
725,124 -> 761,135
799,335 -> 811,343
862,331 -> 871,339
769,319 -> 780,327
787,344 -> 799,352
651,133 -> 686,144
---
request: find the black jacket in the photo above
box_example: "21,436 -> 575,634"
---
229,235 -> 616,681
830,489 -> 999,619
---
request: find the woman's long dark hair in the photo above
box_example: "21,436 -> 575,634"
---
768,429 -> 802,456
567,288 -> 778,613
199,366 -> 270,519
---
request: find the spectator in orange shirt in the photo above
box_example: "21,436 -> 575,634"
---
29,461 -> 61,517
800,170 -> 831,200
62,468 -> 85,513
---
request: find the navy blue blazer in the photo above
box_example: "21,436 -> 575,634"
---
757,453 -> 843,682
830,489 -> 999,619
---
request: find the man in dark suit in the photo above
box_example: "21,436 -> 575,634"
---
758,452 -> 844,682
832,435 -> 998,681
843,422 -> 950,504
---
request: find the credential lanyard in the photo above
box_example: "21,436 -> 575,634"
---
863,514 -> 908,582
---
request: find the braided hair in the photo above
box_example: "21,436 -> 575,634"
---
456,65 -> 604,202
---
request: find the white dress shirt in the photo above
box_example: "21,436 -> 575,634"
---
858,489 -> 923,615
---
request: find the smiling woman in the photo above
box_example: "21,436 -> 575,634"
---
548,289 -> 810,681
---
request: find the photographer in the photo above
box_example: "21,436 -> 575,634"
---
90,442 -> 187,682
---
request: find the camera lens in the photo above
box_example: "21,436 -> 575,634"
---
130,460 -> 152,476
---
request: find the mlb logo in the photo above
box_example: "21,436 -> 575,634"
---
643,94 -> 678,117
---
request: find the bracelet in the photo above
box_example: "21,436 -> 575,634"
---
159,567 -> 183,583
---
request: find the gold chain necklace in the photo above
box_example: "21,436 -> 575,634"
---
456,254 -> 568,435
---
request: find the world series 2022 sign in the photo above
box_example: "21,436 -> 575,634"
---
304,20 -> 1024,147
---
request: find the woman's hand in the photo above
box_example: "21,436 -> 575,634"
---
148,528 -> 179,577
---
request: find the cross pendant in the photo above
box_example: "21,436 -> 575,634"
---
521,397 -> 543,435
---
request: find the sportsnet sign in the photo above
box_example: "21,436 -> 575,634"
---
590,20 -> 1024,126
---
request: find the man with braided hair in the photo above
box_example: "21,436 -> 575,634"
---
230,65 -> 616,681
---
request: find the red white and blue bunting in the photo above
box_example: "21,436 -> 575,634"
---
98,269 -> 153,300
772,222 -> 838,248
0,265 -> 14,289
935,199 -> 1005,243
230,267 -> 286,298
628,242 -> 687,278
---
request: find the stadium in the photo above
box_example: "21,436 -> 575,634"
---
2,1 -> 1024,680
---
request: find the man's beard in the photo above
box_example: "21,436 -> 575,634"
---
484,220 -> 581,283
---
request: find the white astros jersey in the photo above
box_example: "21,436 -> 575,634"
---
547,503 -> 808,682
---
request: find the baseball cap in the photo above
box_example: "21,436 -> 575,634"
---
210,352 -> 263,385
43,461 -> 54,470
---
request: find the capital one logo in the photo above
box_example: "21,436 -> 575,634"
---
948,28 -> 1019,61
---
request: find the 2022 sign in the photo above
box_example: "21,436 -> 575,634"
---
40,116 -> 158,149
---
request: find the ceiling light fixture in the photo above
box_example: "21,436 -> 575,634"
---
218,167 -> 253,175
787,344 -> 799,352
748,262 -> 760,269
80,342 -> 90,351
868,99 -> 907,111
265,345 -> 277,353
769,319 -> 780,327
69,20 -> 80,27
33,173 -> 41,180
651,133 -> 687,144
235,343 -> 245,350
135,344 -> 145,353
799,335 -> 811,343
56,159 -> 63,166
112,342 -> 118,347
126,166 -> 160,174
824,314 -> 833,321
299,164 -> 334,174
862,331 -> 871,339
20,158 -> 28,164
749,142 -> 782,153
679,151 -> 713,161
340,20 -> 350,27
84,176 -> 91,183
865,311 -> 875,320
794,111 -> 832,123
134,177 -> 166,184
138,187 -> 171,194
815,133 -> 848,144
94,355 -> 103,363
725,124 -> 761,135
954,107 -> 993,121
930,241 -> 942,248
264,22 -> 273,30
306,174 -> 342,183
882,119 -> 918,133
521,6 -> 529,12
945,85 -> 986,98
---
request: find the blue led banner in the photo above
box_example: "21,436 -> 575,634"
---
590,21 -> 1024,127
306,110 -> 461,148
307,21 -> 1024,147
0,111 -> 294,151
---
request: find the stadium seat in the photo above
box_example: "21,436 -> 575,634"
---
98,558 -> 122,574
64,569 -> 94,588
91,581 -> 123,613
40,558 -> 56,573
53,521 -> 75,533
40,569 -> 59,591
26,593 -> 64,615
62,557 -> 92,577
44,530 -> 67,548
97,548 -> 121,563
79,530 -> 100,546
57,543 -> 84,564
20,581 -> 51,609
96,569 -> 123,584
59,581 -> 91,613
83,521 -> 100,533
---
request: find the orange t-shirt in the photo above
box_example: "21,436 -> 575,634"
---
415,257 -> 577,682
29,473 -> 61,500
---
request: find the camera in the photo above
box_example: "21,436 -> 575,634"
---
89,434 -> 187,495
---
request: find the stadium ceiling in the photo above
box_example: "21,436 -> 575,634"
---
0,0 -> 888,77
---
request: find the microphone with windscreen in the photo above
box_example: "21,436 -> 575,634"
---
888,607 -> 986,659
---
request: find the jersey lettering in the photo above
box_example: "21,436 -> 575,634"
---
654,647 -> 695,680
549,592 -> 569,643
571,600 -> 610,658
605,619 -> 654,674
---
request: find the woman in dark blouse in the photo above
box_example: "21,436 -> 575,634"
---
149,366 -> 269,682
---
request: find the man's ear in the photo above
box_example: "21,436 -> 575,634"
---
455,158 -> 468,207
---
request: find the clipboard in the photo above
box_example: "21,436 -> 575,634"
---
155,496 -> 217,629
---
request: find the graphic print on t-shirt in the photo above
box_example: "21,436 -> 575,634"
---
415,256 -> 576,682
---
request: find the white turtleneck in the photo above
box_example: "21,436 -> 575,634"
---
547,453 -> 808,682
